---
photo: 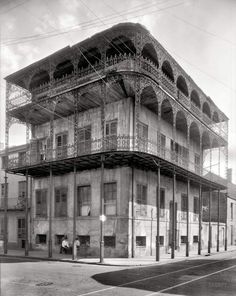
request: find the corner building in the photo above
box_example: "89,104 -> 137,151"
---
5,23 -> 229,258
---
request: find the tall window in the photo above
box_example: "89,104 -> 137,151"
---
195,154 -> 200,174
77,185 -> 91,216
160,188 -> 165,217
36,189 -> 47,217
78,126 -> 91,155
55,187 -> 67,217
105,120 -> 117,150
138,122 -> 148,152
136,184 -> 147,216
160,133 -> 166,158
1,183 -> 8,197
56,133 -> 68,158
193,196 -> 199,221
181,194 -> 187,220
18,181 -> 26,199
104,182 -> 117,215
231,203 -> 234,220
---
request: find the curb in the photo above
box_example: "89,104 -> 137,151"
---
1,248 -> 236,267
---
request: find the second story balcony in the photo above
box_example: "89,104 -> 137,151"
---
5,134 -> 227,189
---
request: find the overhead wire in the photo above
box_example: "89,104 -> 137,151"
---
1,0 -> 185,46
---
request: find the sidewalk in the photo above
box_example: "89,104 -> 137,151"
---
1,246 -> 236,266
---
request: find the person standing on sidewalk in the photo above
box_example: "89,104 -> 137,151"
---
60,235 -> 69,254
73,236 -> 80,260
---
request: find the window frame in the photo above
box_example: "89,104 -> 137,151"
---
77,185 -> 91,216
136,184 -> 147,216
104,182 -> 117,216
54,187 -> 68,217
136,236 -> 146,247
35,189 -> 48,218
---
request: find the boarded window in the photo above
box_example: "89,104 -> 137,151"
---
55,187 -> 67,217
104,182 -> 117,215
77,185 -> 91,216
136,236 -> 146,247
36,189 -> 47,217
104,236 -> 115,247
136,184 -> 147,216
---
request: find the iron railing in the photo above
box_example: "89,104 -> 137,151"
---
7,53 -> 228,140
6,135 -> 227,187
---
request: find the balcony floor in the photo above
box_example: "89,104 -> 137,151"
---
6,150 -> 226,191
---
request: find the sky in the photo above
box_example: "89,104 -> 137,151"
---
0,0 -> 235,182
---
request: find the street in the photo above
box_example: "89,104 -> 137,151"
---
1,251 -> 236,296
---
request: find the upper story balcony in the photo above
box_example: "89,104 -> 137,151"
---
5,134 -> 227,189
7,52 -> 228,142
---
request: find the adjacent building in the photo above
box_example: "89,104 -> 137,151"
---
3,23 -> 229,258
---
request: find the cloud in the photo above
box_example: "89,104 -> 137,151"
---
58,13 -> 77,29
59,0 -> 80,11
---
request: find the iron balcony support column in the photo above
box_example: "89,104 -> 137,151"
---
3,172 -> 8,254
208,189 -> 212,254
131,167 -> 135,258
171,171 -> 176,259
225,191 -> 228,251
217,189 -> 220,252
48,167 -> 53,258
72,164 -> 77,260
198,184 -> 202,255
156,166 -> 161,261
25,170 -> 29,256
29,177 -> 33,250
100,155 -> 105,263
186,178 -> 190,257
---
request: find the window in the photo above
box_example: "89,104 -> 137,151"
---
0,217 -> 4,235
79,235 -> 90,246
55,187 -> 67,217
160,134 -> 166,158
231,203 -> 233,220
77,185 -> 91,216
17,218 -> 25,239
78,126 -> 91,154
1,183 -> 8,198
195,154 -> 200,174
181,236 -> 187,244
160,188 -> 165,217
104,182 -> 117,215
36,234 -> 47,244
159,236 -> 164,246
193,197 -> 199,214
138,122 -> 148,152
136,184 -> 147,216
136,236 -> 146,247
18,152 -> 26,166
105,120 -> 117,150
18,181 -> 26,199
55,234 -> 64,245
56,133 -> 68,158
193,196 -> 199,221
193,235 -> 198,243
104,236 -> 115,247
36,189 -> 47,217
181,194 -> 187,220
